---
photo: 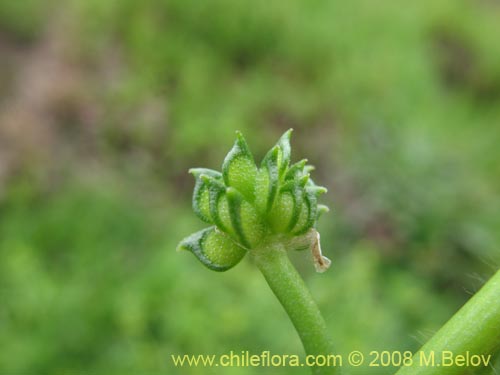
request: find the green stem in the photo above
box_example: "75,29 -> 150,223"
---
395,270 -> 500,375
251,243 -> 339,375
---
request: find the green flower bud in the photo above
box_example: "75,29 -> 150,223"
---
179,129 -> 330,272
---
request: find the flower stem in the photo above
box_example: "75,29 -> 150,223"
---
395,269 -> 500,375
251,243 -> 339,375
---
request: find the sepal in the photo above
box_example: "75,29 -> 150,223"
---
306,186 -> 328,197
190,170 -> 222,223
205,176 -> 231,233
285,159 -> 307,181
226,188 -> 264,248
226,187 -> 250,248
259,146 -> 280,213
317,204 -> 330,219
177,227 -> 247,271
292,188 -> 318,235
222,132 -> 257,200
262,129 -> 293,178
275,129 -> 292,176
268,190 -> 295,233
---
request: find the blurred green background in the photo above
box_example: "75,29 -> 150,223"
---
1,1 -> 499,374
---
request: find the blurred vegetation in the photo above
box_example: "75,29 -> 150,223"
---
0,0 -> 499,374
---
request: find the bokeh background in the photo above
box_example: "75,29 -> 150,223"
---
1,1 -> 499,374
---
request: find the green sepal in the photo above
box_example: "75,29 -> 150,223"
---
289,185 -> 328,234
304,189 -> 319,233
254,168 -> 269,215
189,168 -> 222,179
260,146 -> 280,213
269,182 -> 304,232
285,158 -> 307,181
262,129 -> 293,178
222,131 -> 257,201
317,204 -> 330,219
275,129 -> 293,176
203,175 -> 229,232
177,227 -> 246,271
299,174 -> 310,187
304,165 -> 315,174
279,173 -> 309,192
268,188 -> 296,233
306,186 -> 328,197
292,189 -> 319,235
226,187 -> 252,248
279,179 -> 295,192
190,169 -> 222,223
288,185 -> 305,231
